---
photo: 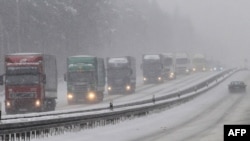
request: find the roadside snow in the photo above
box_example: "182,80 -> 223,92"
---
33,71 -> 250,141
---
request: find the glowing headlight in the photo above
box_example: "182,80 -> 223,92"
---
169,73 -> 174,78
143,77 -> 147,81
214,67 -> 217,71
158,77 -> 162,81
35,100 -> 41,107
88,92 -> 96,100
67,93 -> 73,99
186,69 -> 189,72
192,68 -> 196,71
108,86 -> 112,91
126,85 -> 131,91
203,67 -> 206,71
6,101 -> 11,107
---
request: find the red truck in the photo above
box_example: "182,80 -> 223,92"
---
0,53 -> 57,114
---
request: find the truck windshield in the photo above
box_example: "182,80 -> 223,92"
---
6,66 -> 39,74
108,69 -> 131,78
176,58 -> 188,65
6,74 -> 39,85
68,72 -> 94,83
143,61 -> 162,70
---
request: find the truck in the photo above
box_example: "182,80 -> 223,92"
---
64,55 -> 105,104
161,53 -> 176,80
191,53 -> 207,72
141,54 -> 164,84
0,53 -> 57,114
175,52 -> 191,75
106,56 -> 136,94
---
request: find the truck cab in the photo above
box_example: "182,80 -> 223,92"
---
65,55 -> 105,104
175,52 -> 191,75
141,54 -> 164,84
106,56 -> 136,94
192,54 -> 207,72
161,53 -> 176,80
0,53 -> 57,114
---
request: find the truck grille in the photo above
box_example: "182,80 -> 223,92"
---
14,99 -> 36,110
73,84 -> 88,93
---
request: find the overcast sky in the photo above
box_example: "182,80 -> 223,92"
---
157,0 -> 250,67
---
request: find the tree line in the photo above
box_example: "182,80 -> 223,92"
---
0,0 -> 194,75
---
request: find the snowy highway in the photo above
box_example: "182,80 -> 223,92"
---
55,72 -> 217,112
33,70 -> 250,141
0,71 -> 217,116
1,1 -> 250,141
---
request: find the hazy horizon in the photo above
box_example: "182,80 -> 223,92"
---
157,0 -> 250,68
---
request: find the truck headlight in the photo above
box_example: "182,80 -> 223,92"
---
35,100 -> 41,107
6,101 -> 11,107
169,72 -> 174,78
192,68 -> 196,71
67,93 -> 74,99
143,77 -> 147,81
126,85 -> 131,91
202,67 -> 206,71
88,92 -> 96,100
158,77 -> 162,81
186,69 -> 189,72
108,86 -> 112,91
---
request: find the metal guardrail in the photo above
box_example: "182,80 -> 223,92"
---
0,69 -> 237,140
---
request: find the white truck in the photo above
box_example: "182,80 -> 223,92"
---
161,53 -> 176,79
175,52 -> 191,75
192,53 -> 207,72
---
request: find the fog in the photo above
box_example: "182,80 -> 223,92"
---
0,0 -> 249,76
157,0 -> 250,67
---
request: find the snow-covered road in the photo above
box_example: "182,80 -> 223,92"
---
55,72 -> 216,111
34,70 -> 250,141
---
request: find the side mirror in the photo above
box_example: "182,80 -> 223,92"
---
0,75 -> 4,85
64,73 -> 67,81
43,74 -> 46,84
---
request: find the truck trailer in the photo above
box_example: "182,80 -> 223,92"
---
106,56 -> 136,94
65,55 -> 105,104
0,53 -> 57,114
